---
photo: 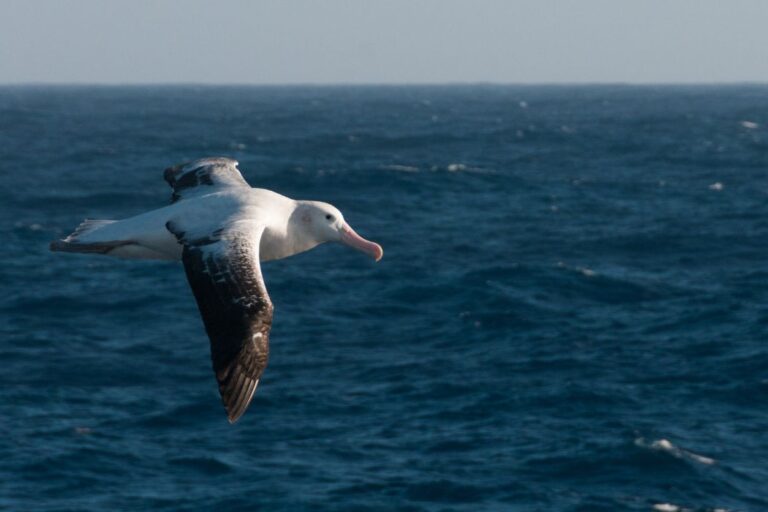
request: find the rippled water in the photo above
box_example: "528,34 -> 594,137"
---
2,85 -> 768,511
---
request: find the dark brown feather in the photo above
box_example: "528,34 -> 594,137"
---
164,157 -> 249,203
168,222 -> 272,423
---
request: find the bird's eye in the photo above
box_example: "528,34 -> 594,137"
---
325,214 -> 334,221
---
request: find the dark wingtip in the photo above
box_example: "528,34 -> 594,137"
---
226,403 -> 245,424
163,163 -> 186,186
220,374 -> 258,424
50,240 -> 64,252
226,404 -> 249,424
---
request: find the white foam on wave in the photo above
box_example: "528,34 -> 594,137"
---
740,120 -> 759,129
14,221 -> 45,231
556,261 -> 598,277
651,502 -> 729,512
445,163 -> 496,174
381,163 -> 493,175
381,164 -> 419,173
653,504 -> 680,512
708,182 -> 724,191
635,437 -> 715,465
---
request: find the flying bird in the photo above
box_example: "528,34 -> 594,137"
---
50,157 -> 383,423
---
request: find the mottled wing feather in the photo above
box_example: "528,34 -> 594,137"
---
164,157 -> 250,203
167,220 -> 272,423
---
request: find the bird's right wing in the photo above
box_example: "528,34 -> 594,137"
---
167,219 -> 272,423
164,157 -> 250,203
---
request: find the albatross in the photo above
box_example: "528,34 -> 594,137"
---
50,157 -> 383,423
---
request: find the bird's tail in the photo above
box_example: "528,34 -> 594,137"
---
49,219 -> 125,254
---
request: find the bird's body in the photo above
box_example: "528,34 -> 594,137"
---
59,187 -> 318,262
50,157 -> 383,422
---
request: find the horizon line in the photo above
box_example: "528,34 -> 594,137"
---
1,80 -> 768,88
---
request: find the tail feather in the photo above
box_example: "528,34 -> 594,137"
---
49,239 -> 130,254
63,219 -> 116,242
50,219 -> 125,254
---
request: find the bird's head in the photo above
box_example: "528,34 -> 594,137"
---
296,201 -> 383,261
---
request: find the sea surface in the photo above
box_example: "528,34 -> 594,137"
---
1,85 -> 767,512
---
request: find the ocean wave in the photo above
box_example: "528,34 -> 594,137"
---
635,437 -> 716,466
378,162 -> 495,174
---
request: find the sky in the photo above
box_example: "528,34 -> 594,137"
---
1,0 -> 767,85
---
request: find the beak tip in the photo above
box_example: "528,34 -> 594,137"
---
341,223 -> 383,262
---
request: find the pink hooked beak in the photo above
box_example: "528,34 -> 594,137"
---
340,222 -> 383,261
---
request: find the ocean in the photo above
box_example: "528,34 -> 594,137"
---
1,85 -> 767,511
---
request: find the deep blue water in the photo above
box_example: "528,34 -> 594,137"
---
2,85 -> 768,511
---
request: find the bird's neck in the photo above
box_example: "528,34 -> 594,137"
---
260,202 -> 322,261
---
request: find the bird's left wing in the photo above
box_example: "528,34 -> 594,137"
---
164,157 -> 250,203
167,219 -> 272,423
